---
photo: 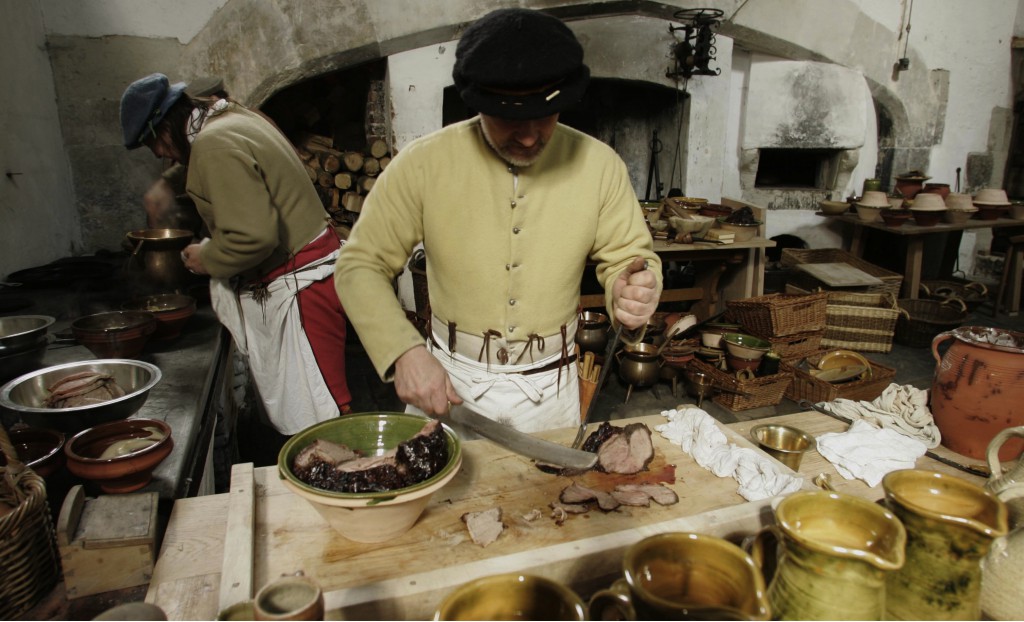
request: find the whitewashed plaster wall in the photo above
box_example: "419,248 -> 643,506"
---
1,0 -> 81,278
8,0 -> 1024,284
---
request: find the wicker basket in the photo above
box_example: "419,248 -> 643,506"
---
687,359 -> 793,411
782,352 -> 897,403
725,292 -> 827,337
895,298 -> 968,348
787,285 -> 899,353
752,329 -> 825,359
0,425 -> 61,619
781,248 -> 903,298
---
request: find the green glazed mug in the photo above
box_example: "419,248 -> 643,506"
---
434,573 -> 586,621
883,469 -> 1008,621
749,491 -> 906,620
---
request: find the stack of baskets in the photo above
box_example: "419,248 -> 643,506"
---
782,351 -> 897,404
781,248 -> 903,298
725,292 -> 828,359
0,425 -> 61,618
895,298 -> 968,348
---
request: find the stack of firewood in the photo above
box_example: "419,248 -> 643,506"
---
296,132 -> 391,237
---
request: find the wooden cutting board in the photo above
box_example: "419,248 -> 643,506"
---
795,262 -> 884,287
219,414 -> 780,620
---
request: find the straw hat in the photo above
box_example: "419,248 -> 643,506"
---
857,191 -> 890,208
945,193 -> 977,211
973,188 -> 1011,206
909,193 -> 947,211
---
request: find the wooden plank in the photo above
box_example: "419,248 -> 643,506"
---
218,463 -> 255,611
796,262 -> 884,287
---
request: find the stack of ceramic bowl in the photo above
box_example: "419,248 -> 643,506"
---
973,188 -> 1011,220
720,332 -> 771,373
908,192 -> 946,226
943,192 -> 978,224
855,191 -> 890,222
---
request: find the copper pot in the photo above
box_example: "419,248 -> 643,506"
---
124,228 -> 195,291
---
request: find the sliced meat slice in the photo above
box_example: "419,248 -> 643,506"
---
617,483 -> 680,506
462,507 -> 504,547
610,487 -> 651,507
549,501 -> 591,515
559,483 -> 598,504
293,439 -> 362,471
597,423 -> 655,474
336,450 -> 397,472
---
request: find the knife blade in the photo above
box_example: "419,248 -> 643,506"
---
448,404 -> 598,470
797,399 -> 990,478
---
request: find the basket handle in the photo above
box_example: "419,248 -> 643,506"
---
919,283 -> 933,296
941,297 -> 968,313
965,281 -> 989,296
898,308 -> 911,320
0,424 -> 29,505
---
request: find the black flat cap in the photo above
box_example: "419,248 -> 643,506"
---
453,8 -> 590,120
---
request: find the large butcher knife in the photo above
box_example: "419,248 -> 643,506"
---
448,404 -> 598,470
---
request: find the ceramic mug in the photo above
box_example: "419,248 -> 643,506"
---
253,575 -> 325,621
883,469 -> 1008,621
433,573 -> 586,621
748,490 -> 905,620
589,532 -> 770,620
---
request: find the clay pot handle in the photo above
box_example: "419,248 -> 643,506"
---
986,426 -> 1024,480
744,526 -> 783,587
931,331 -> 955,364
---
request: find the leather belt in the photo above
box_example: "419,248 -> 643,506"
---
521,353 -> 578,375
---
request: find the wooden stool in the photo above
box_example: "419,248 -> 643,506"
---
996,234 -> 1024,316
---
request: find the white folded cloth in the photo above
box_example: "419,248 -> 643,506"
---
816,419 -> 927,487
820,383 -> 941,448
657,407 -> 804,502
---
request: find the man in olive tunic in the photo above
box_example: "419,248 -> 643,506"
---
336,8 -> 661,432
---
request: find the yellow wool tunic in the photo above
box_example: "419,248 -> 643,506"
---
336,117 -> 660,379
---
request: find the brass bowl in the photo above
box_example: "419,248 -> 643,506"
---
750,424 -> 815,471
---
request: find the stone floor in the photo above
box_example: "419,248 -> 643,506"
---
589,301 -> 1024,427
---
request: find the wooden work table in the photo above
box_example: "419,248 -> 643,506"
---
836,213 -> 1024,299
144,410 -> 985,620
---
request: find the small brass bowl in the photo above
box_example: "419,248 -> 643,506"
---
750,424 -> 815,471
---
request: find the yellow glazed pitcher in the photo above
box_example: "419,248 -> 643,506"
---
883,469 -> 1008,621
749,491 -> 906,620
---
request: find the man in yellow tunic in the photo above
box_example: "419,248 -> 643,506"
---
336,8 -> 661,432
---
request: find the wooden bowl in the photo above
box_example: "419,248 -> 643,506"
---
65,418 -> 173,493
71,311 -> 158,358
715,219 -> 761,242
122,294 -> 197,340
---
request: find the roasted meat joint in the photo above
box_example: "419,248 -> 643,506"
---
6,0 -> 1024,620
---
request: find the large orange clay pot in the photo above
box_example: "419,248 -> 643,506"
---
931,327 -> 1024,460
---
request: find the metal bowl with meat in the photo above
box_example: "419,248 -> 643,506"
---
0,359 -> 161,433
277,412 -> 462,543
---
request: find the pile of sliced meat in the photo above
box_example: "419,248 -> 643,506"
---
551,481 -> 679,520
291,419 -> 448,494
581,421 -> 655,474
43,371 -> 126,408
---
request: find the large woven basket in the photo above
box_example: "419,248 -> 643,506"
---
0,425 -> 61,618
781,248 -> 903,298
725,292 -> 827,337
919,279 -> 989,311
687,359 -> 793,411
895,298 -> 968,348
787,285 -> 899,353
782,351 -> 897,403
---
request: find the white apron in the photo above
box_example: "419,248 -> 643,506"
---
406,331 -> 579,434
210,248 -> 341,435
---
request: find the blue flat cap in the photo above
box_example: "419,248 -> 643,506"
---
120,73 -> 187,149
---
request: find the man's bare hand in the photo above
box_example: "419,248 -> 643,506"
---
611,256 -> 660,330
393,345 -> 462,415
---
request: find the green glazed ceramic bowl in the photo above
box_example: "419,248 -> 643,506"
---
277,412 -> 462,543
721,333 -> 772,360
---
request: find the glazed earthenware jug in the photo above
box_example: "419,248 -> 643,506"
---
748,491 -> 905,620
981,427 -> 1024,621
930,326 -> 1024,460
883,469 -> 1008,621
